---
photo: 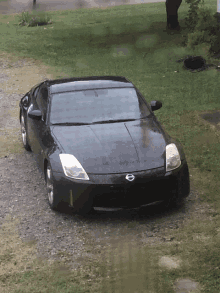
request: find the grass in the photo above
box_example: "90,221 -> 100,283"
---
0,0 -> 220,292
17,11 -> 52,27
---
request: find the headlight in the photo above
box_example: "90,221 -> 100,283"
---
59,154 -> 89,180
166,143 -> 181,172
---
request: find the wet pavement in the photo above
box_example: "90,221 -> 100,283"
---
0,0 -> 165,15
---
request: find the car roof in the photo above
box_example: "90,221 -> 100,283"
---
46,76 -> 134,94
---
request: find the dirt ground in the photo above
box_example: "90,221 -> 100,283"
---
0,51 -> 216,292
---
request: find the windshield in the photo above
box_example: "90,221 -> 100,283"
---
50,88 -> 150,125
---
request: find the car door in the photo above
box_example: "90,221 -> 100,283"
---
31,84 -> 51,170
26,85 -> 41,152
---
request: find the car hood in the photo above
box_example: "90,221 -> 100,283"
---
51,119 -> 167,174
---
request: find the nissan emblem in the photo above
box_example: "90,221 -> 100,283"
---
125,174 -> 135,182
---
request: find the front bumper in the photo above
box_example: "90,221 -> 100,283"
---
52,160 -> 190,209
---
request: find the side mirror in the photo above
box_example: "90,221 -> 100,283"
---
150,100 -> 162,111
22,96 -> 29,107
28,109 -> 42,120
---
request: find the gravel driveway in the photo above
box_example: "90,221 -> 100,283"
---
0,52 -> 210,278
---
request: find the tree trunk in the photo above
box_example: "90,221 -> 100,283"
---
165,0 -> 182,30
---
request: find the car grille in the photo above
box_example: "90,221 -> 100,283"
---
88,167 -> 165,185
92,176 -> 177,208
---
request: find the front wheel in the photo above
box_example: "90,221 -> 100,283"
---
20,114 -> 31,151
46,163 -> 64,211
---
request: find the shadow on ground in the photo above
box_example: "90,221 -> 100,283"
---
59,197 -> 191,225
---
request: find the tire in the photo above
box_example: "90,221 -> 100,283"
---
20,114 -> 31,151
46,163 -> 64,211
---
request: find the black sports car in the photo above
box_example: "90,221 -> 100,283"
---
19,76 -> 190,214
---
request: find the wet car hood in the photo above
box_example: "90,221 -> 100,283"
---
51,118 -> 167,174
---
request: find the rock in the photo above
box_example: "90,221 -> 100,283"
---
174,278 -> 201,293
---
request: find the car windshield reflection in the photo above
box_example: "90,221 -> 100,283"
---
50,88 -> 150,124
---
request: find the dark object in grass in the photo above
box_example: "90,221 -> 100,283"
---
19,21 -> 51,27
34,22 -> 48,26
18,20 -> 52,27
184,56 -> 206,70
176,55 -> 218,72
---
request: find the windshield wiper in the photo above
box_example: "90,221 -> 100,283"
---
52,119 -> 137,126
91,119 -> 136,125
52,122 -> 90,126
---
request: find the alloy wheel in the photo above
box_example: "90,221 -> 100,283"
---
21,115 -> 27,146
46,166 -> 54,205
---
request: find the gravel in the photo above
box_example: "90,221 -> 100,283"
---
0,54 -> 210,272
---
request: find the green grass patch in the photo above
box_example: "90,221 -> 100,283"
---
17,11 -> 53,27
0,261 -> 86,293
1,0 -> 220,292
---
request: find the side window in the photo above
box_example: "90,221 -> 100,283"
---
36,86 -> 48,121
33,87 -> 40,100
21,94 -> 30,107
